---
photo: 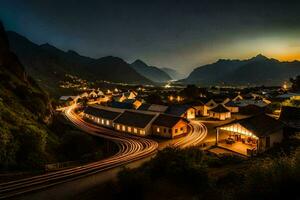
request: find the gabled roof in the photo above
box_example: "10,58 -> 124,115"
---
209,104 -> 230,113
225,101 -> 239,107
217,114 -> 283,137
84,106 -> 121,120
165,105 -> 194,116
113,111 -> 156,128
152,114 -> 188,128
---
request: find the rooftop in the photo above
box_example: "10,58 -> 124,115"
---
152,114 -> 188,128
113,111 -> 156,128
209,104 -> 230,113
217,114 -> 283,137
84,106 -> 121,120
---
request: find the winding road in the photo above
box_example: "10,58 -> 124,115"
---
0,104 -> 207,199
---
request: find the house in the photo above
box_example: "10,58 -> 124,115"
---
205,99 -> 218,109
122,99 -> 142,109
208,104 -> 231,120
232,94 -> 243,101
224,101 -> 239,113
89,90 -> 98,98
113,111 -> 157,136
192,101 -> 205,116
124,91 -> 137,99
113,94 -> 127,102
165,105 -> 196,119
97,90 -> 104,96
152,114 -> 189,138
215,114 -> 284,156
83,106 -> 121,127
80,92 -> 89,98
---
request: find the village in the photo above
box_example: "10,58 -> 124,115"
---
58,82 -> 300,157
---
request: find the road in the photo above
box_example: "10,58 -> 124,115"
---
172,120 -> 207,148
0,104 -> 207,199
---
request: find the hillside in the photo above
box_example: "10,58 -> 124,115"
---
0,22 -> 56,169
161,67 -> 184,80
184,54 -> 300,86
6,31 -> 152,94
130,59 -> 171,83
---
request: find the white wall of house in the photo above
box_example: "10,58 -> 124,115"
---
84,114 -> 114,128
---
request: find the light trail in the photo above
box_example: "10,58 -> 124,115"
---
172,120 -> 207,148
0,104 -> 158,199
0,105 -> 207,199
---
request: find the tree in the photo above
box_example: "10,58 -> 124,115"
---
290,75 -> 300,92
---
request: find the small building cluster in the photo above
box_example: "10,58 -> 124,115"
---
83,105 -> 190,138
192,93 -> 271,120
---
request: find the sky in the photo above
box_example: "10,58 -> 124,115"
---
1,0 -> 300,75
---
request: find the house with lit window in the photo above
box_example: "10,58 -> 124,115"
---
89,90 -> 98,98
113,110 -> 157,136
208,104 -> 231,120
152,114 -> 189,138
215,114 -> 284,156
224,101 -> 239,113
83,106 -> 122,128
165,105 -> 196,119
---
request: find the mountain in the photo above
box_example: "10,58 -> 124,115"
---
130,59 -> 172,83
184,54 -> 300,86
160,67 -> 184,80
0,22 -> 56,168
6,31 -> 152,94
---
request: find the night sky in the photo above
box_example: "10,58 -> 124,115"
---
1,0 -> 300,75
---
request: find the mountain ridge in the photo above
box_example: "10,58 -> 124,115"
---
130,59 -> 171,83
6,31 -> 152,95
183,54 -> 300,86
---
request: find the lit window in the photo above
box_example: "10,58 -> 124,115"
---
157,127 -> 160,132
97,118 -> 100,123
116,125 -> 120,130
134,128 -> 137,133
140,130 -> 145,135
106,120 -> 110,125
128,127 -> 132,132
101,119 -> 104,124
122,126 -> 126,131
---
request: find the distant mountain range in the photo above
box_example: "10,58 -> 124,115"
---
183,54 -> 300,86
130,59 -> 171,83
160,67 -> 184,80
6,31 -> 153,94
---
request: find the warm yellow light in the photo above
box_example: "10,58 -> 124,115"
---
283,82 -> 287,90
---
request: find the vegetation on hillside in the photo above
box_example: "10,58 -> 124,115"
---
112,143 -> 299,200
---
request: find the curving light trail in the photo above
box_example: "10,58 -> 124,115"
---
0,105 -> 158,199
172,120 -> 207,148
0,105 -> 207,199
